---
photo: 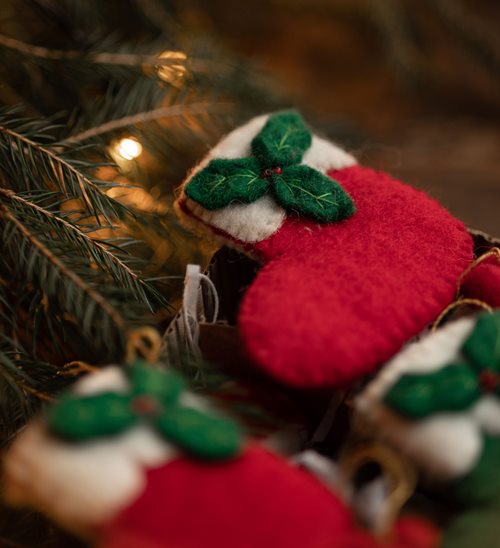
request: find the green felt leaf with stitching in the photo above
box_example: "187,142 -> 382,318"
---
185,157 -> 268,211
273,165 -> 355,223
251,110 -> 312,167
183,110 -> 356,224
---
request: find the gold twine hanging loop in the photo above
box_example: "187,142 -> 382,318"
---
125,326 -> 162,364
340,442 -> 417,538
457,247 -> 500,293
431,298 -> 493,333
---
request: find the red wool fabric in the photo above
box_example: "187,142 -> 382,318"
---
100,446 -> 439,548
238,165 -> 473,387
100,447 -> 355,548
391,517 -> 440,548
461,257 -> 500,307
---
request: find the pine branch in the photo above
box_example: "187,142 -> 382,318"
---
0,341 -> 55,439
0,32 -> 229,74
66,100 -> 232,143
0,203 -> 129,348
0,113 -> 130,223
0,187 -> 164,308
0,32 -> 179,66
0,339 -> 62,444
0,283 -> 14,328
15,381 -> 54,402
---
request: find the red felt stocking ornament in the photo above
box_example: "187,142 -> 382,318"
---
176,111 -> 474,388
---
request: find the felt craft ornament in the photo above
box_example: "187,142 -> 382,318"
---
355,311 -> 500,501
3,362 -> 438,548
175,110 -> 476,388
356,311 -> 500,548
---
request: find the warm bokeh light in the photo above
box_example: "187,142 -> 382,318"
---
114,137 -> 143,160
157,50 -> 187,86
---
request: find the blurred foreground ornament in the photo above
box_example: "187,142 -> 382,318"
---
2,323 -> 438,548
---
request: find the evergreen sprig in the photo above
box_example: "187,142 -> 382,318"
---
1,188 -> 163,308
0,110 -> 131,223
0,105 -> 170,437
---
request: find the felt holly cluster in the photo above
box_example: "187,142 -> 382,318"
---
384,313 -> 500,419
184,111 -> 355,223
47,360 -> 241,460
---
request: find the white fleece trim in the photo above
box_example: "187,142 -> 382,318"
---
183,195 -> 286,244
355,317 -> 492,480
177,113 -> 357,244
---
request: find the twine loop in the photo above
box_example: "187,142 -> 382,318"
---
58,361 -> 98,377
431,298 -> 493,333
125,326 -> 162,364
340,442 -> 417,538
457,247 -> 500,293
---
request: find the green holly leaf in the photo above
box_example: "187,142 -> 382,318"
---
184,157 -> 268,210
383,364 -> 481,419
251,110 -> 312,167
463,311 -> 500,374
47,393 -> 136,441
272,165 -> 355,223
129,360 -> 184,405
155,406 -> 242,460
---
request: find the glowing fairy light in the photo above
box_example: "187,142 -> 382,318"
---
157,50 -> 188,86
115,137 -> 143,160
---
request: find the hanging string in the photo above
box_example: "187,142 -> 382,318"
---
181,264 -> 220,360
340,442 -> 417,538
456,247 -> 500,293
200,273 -> 220,323
431,297 -> 493,332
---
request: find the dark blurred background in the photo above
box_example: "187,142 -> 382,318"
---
199,0 -> 500,235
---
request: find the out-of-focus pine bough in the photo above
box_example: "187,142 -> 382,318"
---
0,0 -> 284,453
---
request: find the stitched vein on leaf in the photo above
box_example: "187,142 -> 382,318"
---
285,179 -> 337,208
209,175 -> 227,192
277,126 -> 298,151
238,170 -> 261,188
